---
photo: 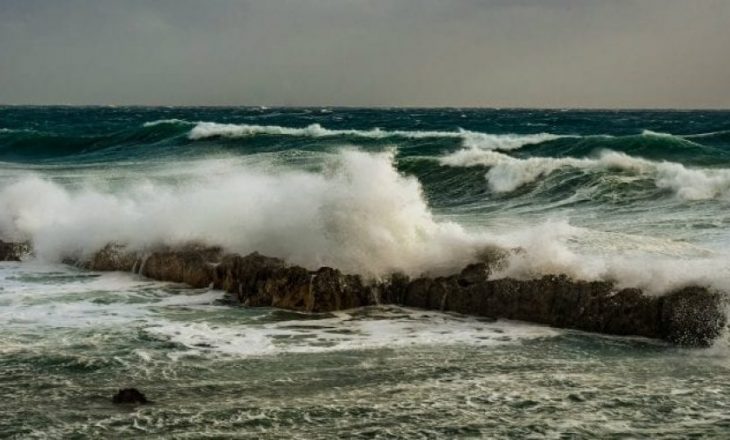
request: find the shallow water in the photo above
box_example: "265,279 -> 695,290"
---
2,262 -> 729,439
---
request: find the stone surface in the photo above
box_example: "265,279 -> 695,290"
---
75,244 -> 727,347
141,245 -> 222,288
112,388 -> 149,405
0,240 -> 29,261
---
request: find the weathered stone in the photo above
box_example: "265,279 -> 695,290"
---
379,272 -> 410,305
112,388 -> 149,405
213,252 -> 287,294
82,243 -> 140,272
77,244 -> 727,347
458,263 -> 491,287
141,245 -> 222,288
660,286 -> 726,347
0,240 -> 29,261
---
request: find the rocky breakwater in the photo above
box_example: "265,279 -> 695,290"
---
0,240 -> 29,261
61,243 -> 729,347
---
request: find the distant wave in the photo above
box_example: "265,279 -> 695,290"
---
186,121 -> 564,151
440,147 -> 730,200
142,118 -> 192,127
2,117 -> 728,165
683,129 -> 730,139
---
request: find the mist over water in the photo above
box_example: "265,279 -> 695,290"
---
2,107 -> 730,437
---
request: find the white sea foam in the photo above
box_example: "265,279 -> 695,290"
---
439,148 -> 730,199
488,219 -> 730,295
145,308 -> 560,357
142,119 -> 191,127
2,149 -> 729,294
0,150 -> 487,276
186,121 -> 561,151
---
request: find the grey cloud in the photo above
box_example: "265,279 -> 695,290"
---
0,0 -> 728,107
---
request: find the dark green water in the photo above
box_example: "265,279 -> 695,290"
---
2,263 -> 729,439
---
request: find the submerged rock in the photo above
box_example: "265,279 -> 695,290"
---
78,244 -> 727,347
112,388 -> 149,405
0,240 -> 29,261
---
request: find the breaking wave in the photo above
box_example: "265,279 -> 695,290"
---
440,147 -> 730,200
2,149 -> 730,293
187,121 -> 562,151
0,150 -> 487,276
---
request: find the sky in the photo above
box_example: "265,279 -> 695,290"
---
0,0 -> 728,108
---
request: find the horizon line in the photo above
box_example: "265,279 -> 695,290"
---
1,103 -> 730,112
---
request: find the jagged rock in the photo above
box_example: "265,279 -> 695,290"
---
379,272 -> 410,305
142,245 -> 222,288
213,254 -> 375,312
0,240 -> 29,261
82,243 -> 140,271
660,286 -> 726,347
213,252 -> 286,293
308,267 -> 374,311
78,244 -> 727,347
112,388 -> 149,404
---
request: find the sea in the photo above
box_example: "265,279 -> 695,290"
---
1,106 -> 730,438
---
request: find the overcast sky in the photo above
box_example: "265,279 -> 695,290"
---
1,0 -> 728,108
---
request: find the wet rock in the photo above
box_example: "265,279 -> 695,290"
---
112,388 -> 149,404
80,244 -> 727,347
213,252 -> 287,294
458,263 -> 491,287
82,243 -> 140,271
141,245 -> 222,288
214,254 -> 376,312
379,272 -> 410,304
660,286 -> 726,347
0,240 -> 29,261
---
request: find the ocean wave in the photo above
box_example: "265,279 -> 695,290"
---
684,129 -> 730,139
439,148 -> 730,200
0,122 -> 192,161
3,150 -> 730,294
0,150 -> 487,276
142,118 -> 193,127
187,121 -> 562,151
488,220 -> 730,294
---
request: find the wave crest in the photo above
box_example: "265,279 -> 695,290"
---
187,121 -> 561,151
439,148 -> 730,200
0,150 -> 486,276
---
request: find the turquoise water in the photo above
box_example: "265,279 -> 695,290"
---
1,107 -> 730,437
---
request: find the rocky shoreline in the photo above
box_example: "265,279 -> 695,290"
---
1,240 -> 726,347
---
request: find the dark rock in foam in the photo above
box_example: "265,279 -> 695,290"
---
76,244 -> 726,347
112,388 -> 149,405
0,240 -> 29,261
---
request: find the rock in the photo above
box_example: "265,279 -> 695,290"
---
213,254 -> 376,312
660,286 -> 726,347
79,244 -> 727,347
81,243 -> 140,271
141,244 -> 222,288
112,388 -> 149,404
0,240 -> 29,261
309,267 -> 374,311
458,263 -> 491,287
378,272 -> 410,305
213,252 -> 287,294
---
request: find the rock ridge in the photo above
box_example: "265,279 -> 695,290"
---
1,241 -> 726,347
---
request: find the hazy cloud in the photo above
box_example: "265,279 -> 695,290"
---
1,0 -> 728,107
